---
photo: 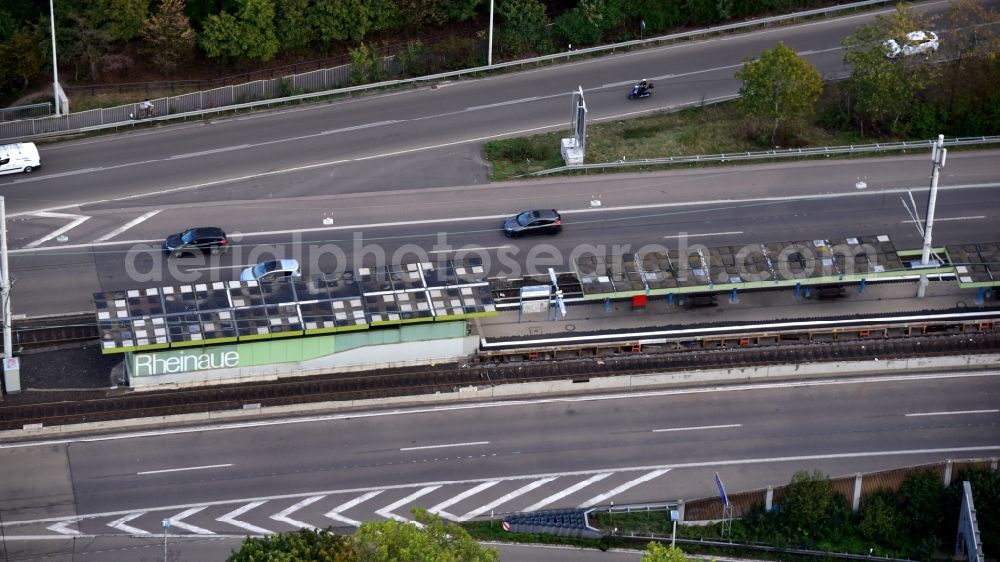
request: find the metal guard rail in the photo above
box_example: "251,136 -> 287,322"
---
529,136 -> 1000,175
1,0 -> 892,142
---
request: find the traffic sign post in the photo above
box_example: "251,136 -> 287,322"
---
162,518 -> 170,561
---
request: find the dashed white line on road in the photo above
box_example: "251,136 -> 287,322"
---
94,210 -> 162,242
662,231 -> 743,239
137,463 -> 233,475
400,441 -> 489,451
653,424 -> 742,433
905,409 -> 999,417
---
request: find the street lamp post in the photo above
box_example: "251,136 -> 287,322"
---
49,0 -> 60,116
488,0 -> 494,66
916,134 -> 947,298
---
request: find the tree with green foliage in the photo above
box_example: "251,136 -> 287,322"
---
227,528 -> 357,561
200,0 -> 279,62
778,469 -> 849,545
87,0 -> 149,42
351,508 -> 499,562
142,0 -> 196,76
498,0 -> 550,57
554,0 -> 606,47
841,4 -> 939,135
641,541 -> 689,561
736,41 -> 822,144
0,24 -> 45,93
942,0 -> 1000,114
858,490 -> 905,548
312,0 -> 395,45
274,0 -> 314,53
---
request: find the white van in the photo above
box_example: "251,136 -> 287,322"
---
0,142 -> 41,175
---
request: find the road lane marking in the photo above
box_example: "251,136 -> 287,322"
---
217,501 -> 273,535
9,182 -> 1000,253
5,371 -> 999,450
375,486 -> 441,526
137,463 -> 233,475
170,145 -> 250,159
46,520 -> 80,535
400,441 -> 489,451
522,473 -> 612,512
902,216 -> 985,224
429,245 -> 510,254
4,443 -> 1000,531
271,495 -> 326,530
167,507 -> 213,535
24,212 -> 91,249
906,409 -> 999,417
653,424 -> 742,432
579,469 -> 671,508
94,210 -> 162,242
325,491 -> 383,527
459,478 -> 558,521
108,513 -> 148,535
662,231 -> 742,239
428,481 -> 500,520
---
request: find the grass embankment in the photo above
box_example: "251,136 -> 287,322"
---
483,103 -> 867,181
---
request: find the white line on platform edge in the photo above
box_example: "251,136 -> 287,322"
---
137,463 -> 233,475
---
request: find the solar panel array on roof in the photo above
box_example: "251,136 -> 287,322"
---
96,258 -> 495,353
948,242 -> 1000,287
575,235 -> 910,298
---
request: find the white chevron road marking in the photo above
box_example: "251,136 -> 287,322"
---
270,495 -> 326,530
108,513 -> 149,535
167,507 -> 213,535
578,469 -> 671,508
375,486 -> 441,526
324,491 -> 384,528
94,209 -> 161,242
522,472 -> 613,512
46,520 -> 80,535
217,501 -> 272,535
428,481 -> 500,520
459,477 -> 558,522
24,211 -> 91,248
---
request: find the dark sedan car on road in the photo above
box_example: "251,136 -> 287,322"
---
503,209 -> 562,237
164,227 -> 229,256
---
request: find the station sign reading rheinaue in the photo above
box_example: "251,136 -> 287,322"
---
132,347 -> 240,377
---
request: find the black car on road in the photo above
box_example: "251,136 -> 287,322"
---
164,227 -> 229,256
503,209 -> 562,237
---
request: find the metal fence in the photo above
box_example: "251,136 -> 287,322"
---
1,102 -> 52,122
0,0 -> 892,143
529,136 -> 1000,175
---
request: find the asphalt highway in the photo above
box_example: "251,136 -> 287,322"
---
6,152 -> 999,316
1,371 -> 997,558
0,1 -> 982,215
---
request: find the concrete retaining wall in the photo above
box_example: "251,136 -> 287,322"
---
3,353 -> 997,441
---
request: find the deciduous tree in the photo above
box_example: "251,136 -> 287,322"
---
641,542 -> 689,562
498,0 -> 550,57
200,0 -> 279,62
226,528 -> 357,561
736,41 -> 822,144
350,508 -> 499,562
142,0 -> 196,75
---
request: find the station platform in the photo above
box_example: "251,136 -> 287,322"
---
474,279 -> 993,342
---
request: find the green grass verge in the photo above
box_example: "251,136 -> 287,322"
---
483,103 -> 866,181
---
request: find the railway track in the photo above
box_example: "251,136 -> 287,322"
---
1,331 -> 998,431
